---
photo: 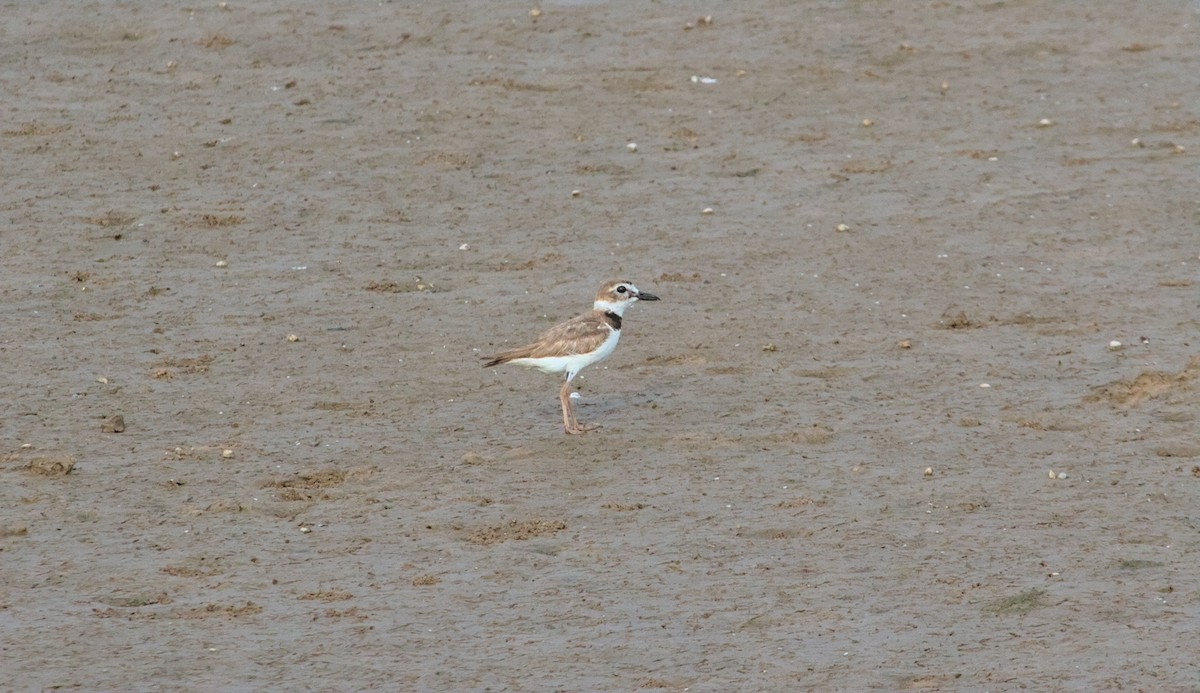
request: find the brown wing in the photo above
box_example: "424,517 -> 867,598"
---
482,312 -> 611,367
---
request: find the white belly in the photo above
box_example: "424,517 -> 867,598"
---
510,329 -> 621,380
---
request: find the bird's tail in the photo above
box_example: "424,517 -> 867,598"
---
481,352 -> 514,368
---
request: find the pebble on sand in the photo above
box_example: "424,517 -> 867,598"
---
27,456 -> 75,476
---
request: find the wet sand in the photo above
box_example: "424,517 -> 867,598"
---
3,1 -> 1199,690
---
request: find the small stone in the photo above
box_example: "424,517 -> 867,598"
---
1038,118 -> 1054,127
762,343 -> 776,352
1108,340 -> 1122,350
836,223 -> 851,232
101,415 -> 126,433
923,467 -> 933,476
221,449 -> 234,459
1048,470 -> 1056,479
0,524 -> 28,537
215,260 -> 228,267
529,7 -> 541,18
287,334 -> 299,342
979,383 -> 991,388
27,456 -> 75,476
626,142 -> 638,152
299,526 -> 311,533
571,189 -> 581,197
898,339 -> 912,349
701,207 -> 714,215
861,118 -> 873,127
1057,472 -> 1068,479
96,376 -> 109,384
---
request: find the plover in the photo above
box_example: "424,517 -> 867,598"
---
482,279 -> 659,434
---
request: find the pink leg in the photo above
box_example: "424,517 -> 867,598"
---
559,377 -> 598,434
559,379 -> 581,434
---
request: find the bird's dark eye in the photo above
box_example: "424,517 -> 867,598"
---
616,286 -> 627,294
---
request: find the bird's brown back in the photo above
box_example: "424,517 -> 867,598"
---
482,310 -> 618,367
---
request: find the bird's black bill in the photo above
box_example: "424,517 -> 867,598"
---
637,291 -> 659,301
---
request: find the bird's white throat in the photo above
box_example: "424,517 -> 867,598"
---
594,299 -> 633,316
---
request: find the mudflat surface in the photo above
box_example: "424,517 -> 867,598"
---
3,1 -> 1199,690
